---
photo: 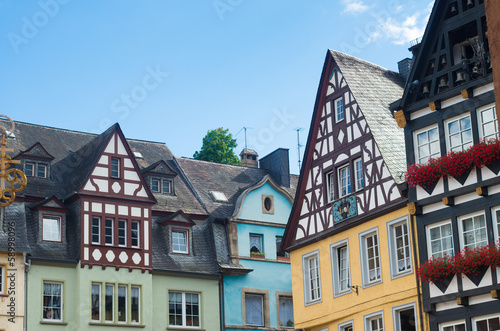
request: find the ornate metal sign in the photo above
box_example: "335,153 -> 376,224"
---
0,115 -> 27,207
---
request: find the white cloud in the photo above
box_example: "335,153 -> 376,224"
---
342,0 -> 369,14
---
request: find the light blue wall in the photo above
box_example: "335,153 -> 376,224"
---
238,223 -> 284,258
237,182 -> 291,224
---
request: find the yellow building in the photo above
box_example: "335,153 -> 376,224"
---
282,51 -> 423,331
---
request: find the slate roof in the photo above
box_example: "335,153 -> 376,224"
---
330,50 -> 407,183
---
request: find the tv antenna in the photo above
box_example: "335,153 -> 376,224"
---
235,127 -> 253,149
295,128 -> 304,170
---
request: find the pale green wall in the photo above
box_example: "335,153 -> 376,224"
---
152,272 -> 220,331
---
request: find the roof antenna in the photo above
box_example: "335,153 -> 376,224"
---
295,128 -> 304,171
235,127 -> 253,149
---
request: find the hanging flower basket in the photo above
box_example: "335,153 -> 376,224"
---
405,138 -> 500,188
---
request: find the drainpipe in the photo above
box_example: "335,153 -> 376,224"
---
219,273 -> 225,331
410,215 -> 424,331
23,253 -> 31,331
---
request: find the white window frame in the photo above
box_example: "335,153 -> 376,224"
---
364,311 -> 384,331
302,250 -> 321,305
168,291 -> 201,328
105,218 -> 114,246
105,284 -> 114,322
472,313 -> 500,331
42,281 -> 63,322
172,229 -> 189,254
330,239 -> 351,297
359,228 -> 382,287
24,161 -> 35,177
327,171 -> 335,202
118,220 -> 127,247
131,221 -> 140,248
338,164 -> 351,198
339,320 -> 354,331
439,320 -> 466,331
458,211 -> 488,250
0,264 -> 6,295
477,103 -> 498,139
354,158 -> 364,191
492,206 -> 500,241
92,217 -> 100,244
444,113 -> 473,153
392,302 -> 417,331
42,215 -> 62,242
24,161 -> 48,178
426,220 -> 454,259
414,125 -> 440,164
387,217 -> 412,279
335,97 -> 344,122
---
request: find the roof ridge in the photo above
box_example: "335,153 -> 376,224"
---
329,49 -> 399,74
177,156 -> 262,170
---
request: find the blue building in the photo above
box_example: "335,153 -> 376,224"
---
177,148 -> 297,330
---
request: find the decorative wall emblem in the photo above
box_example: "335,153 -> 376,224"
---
332,195 -> 357,223
0,115 -> 27,207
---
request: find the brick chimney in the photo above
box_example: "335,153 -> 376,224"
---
240,148 -> 258,168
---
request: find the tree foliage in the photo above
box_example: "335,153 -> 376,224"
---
193,128 -> 240,165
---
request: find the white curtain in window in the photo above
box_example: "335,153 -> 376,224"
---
245,294 -> 263,326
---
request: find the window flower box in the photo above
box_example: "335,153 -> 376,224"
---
405,138 -> 500,188
250,252 -> 265,259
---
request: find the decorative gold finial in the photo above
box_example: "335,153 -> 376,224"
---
0,115 -> 27,207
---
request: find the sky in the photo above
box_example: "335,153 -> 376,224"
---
1,0 -> 434,174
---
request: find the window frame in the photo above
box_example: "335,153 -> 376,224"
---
24,161 -> 35,177
330,239 -> 351,297
335,97 -> 344,122
105,218 -> 114,246
338,164 -> 352,198
471,313 -> 500,331
477,103 -> 498,139
492,206 -> 500,241
117,285 -> 127,323
457,211 -> 488,250
414,125 -> 440,164
364,311 -> 384,331
130,286 -> 140,324
91,283 -> 101,322
426,220 -> 454,259
392,302 -> 417,331
359,228 -> 382,287
387,217 -> 412,279
242,288 -> 269,328
105,284 -> 114,322
0,264 -> 6,295
42,281 -> 63,322
249,234 -> 264,254
168,291 -> 201,328
118,219 -> 127,247
24,161 -> 49,178
302,250 -> 322,305
131,221 -> 140,248
276,291 -> 294,328
42,215 -> 62,242
327,171 -> 335,202
354,158 -> 364,191
93,283 -> 141,325
151,177 -> 173,194
339,320 -> 354,331
172,228 -> 189,254
439,320 -> 466,331
444,113 -> 473,153
92,217 -> 101,244
110,157 -> 120,178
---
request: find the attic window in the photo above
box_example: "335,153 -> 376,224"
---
24,161 -> 48,179
133,152 -> 143,159
210,191 -> 228,202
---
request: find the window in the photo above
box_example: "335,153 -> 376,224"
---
473,314 -> 500,331
393,303 -> 416,331
151,178 -> 160,192
302,250 -> 321,304
427,221 -> 453,259
131,221 -> 140,248
415,126 -> 439,164
440,321 -> 465,331
339,321 -> 353,331
277,295 -> 294,328
172,230 -> 188,253
94,283 -> 140,324
445,114 -> 473,152
43,282 -> 63,322
478,104 -> 498,139
92,217 -> 100,244
91,283 -> 100,321
327,171 -> 335,202
335,97 -> 344,122
355,158 -> 364,191
169,291 -> 200,328
338,165 -> 351,198
331,240 -> 351,296
245,294 -> 264,326
111,158 -> 120,178
360,229 -> 381,286
105,219 -> 113,245
459,212 -> 487,249
24,161 -> 48,178
42,215 -> 61,242
118,220 -> 127,246
250,234 -> 263,254
387,218 -> 412,277
492,206 -> 500,241
151,178 -> 172,194
276,236 -> 289,258
365,312 -> 384,331
262,195 -> 274,214
0,264 -> 5,295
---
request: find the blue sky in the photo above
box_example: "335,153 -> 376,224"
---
1,0 -> 433,174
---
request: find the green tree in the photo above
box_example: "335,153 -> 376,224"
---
193,128 -> 241,165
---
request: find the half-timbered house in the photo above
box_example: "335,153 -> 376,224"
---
282,50 -> 423,331
390,0 -> 500,330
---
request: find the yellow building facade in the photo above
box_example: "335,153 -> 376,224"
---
0,251 -> 26,331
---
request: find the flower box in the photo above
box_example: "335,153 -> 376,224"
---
250,253 -> 265,259
277,256 -> 290,261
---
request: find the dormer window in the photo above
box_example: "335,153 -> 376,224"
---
42,215 -> 61,242
151,178 -> 172,194
172,229 -> 189,254
24,161 -> 48,178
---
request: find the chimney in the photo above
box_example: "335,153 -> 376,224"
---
240,148 -> 259,168
398,58 -> 413,83
259,148 -> 290,188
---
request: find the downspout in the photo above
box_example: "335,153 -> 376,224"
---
23,253 -> 31,331
219,273 -> 225,331
410,214 -> 424,331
